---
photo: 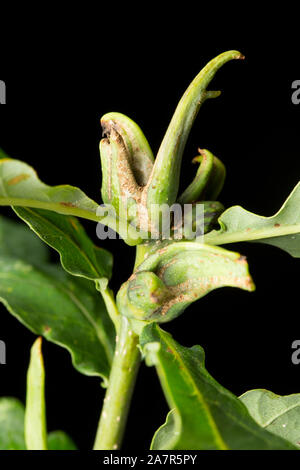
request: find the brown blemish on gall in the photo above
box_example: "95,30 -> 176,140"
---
7,173 -> 30,185
274,223 -> 281,227
157,247 -> 168,256
60,202 -> 76,208
150,292 -> 160,303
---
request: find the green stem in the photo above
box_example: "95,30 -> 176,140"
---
93,316 -> 141,450
93,246 -> 148,450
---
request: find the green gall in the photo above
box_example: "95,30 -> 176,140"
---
117,242 -> 255,323
99,52 -> 243,244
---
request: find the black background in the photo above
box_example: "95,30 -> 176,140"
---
0,17 -> 299,452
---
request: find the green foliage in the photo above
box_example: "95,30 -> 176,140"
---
0,397 -> 77,450
205,182 -> 300,257
0,257 -> 114,381
0,215 -> 115,382
0,341 -> 77,450
141,324 -> 296,450
0,215 -> 49,265
0,152 -> 142,245
0,398 -> 26,449
0,157 -> 100,220
48,431 -> 77,450
240,389 -> 300,448
13,207 -> 113,282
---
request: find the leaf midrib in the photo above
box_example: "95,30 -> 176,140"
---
16,207 -> 101,279
158,330 -> 228,450
262,402 -> 300,428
